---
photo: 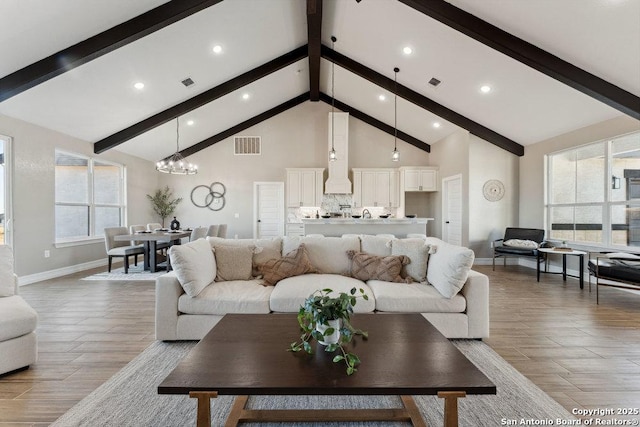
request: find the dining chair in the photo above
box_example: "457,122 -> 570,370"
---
147,223 -> 162,231
217,224 -> 228,238
190,227 -> 208,241
103,227 -> 145,274
206,225 -> 219,237
129,224 -> 146,245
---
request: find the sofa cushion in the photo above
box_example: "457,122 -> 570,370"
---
367,280 -> 466,313
269,273 -> 376,313
178,279 -> 272,315
207,237 -> 282,276
169,239 -> 215,297
360,235 -> 393,256
424,237 -> 474,298
0,245 -> 15,297
391,238 -> 431,282
282,236 -> 360,275
0,295 -> 38,341
259,244 -> 316,286
347,250 -> 409,283
214,245 -> 255,282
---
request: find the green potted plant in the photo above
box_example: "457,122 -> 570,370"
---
289,287 -> 368,375
146,186 -> 182,227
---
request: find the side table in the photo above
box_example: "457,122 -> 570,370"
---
537,247 -> 587,289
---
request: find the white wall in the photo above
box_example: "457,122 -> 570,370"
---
428,130 -> 470,243
0,114 -> 159,278
468,135 -> 519,258
157,101 -> 431,239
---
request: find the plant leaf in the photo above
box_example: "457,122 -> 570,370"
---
333,355 -> 345,363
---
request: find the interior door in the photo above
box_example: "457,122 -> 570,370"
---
443,174 -> 462,246
254,182 -> 284,238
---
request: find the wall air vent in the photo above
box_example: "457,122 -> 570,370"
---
428,77 -> 441,87
181,77 -> 195,87
234,136 -> 261,155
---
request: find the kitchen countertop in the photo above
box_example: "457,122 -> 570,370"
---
301,218 -> 433,224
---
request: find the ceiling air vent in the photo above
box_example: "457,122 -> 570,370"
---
181,77 -> 195,87
428,77 -> 441,88
234,136 -> 261,155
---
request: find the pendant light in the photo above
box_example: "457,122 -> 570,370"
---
156,118 -> 198,175
329,35 -> 337,162
392,67 -> 400,162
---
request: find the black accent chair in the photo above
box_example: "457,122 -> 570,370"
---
493,228 -> 545,270
588,252 -> 640,304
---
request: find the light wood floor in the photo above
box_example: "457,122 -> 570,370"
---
0,265 -> 639,426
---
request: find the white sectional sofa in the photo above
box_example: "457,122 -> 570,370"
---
0,246 -> 38,376
156,235 -> 489,341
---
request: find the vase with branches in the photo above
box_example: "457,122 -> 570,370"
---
146,186 -> 182,227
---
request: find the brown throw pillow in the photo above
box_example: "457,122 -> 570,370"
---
259,244 -> 316,286
347,250 -> 411,283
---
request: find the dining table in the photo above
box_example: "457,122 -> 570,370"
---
114,230 -> 192,273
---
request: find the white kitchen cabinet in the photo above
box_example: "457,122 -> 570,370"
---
286,168 -> 324,207
286,223 -> 305,237
401,167 -> 438,192
352,168 -> 399,208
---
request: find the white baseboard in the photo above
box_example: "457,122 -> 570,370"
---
18,259 -> 108,286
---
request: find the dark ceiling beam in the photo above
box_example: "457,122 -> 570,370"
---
306,0 -> 323,101
322,45 -> 524,156
398,0 -> 640,120
319,92 -> 430,153
179,93 -> 311,158
0,0 -> 224,103
94,45 -> 308,154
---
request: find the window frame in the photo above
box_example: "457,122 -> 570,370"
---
54,150 -> 126,246
544,131 -> 640,252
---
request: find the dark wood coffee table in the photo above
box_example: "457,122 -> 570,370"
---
158,313 -> 496,427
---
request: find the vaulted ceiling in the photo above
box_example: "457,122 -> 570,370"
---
0,0 -> 638,162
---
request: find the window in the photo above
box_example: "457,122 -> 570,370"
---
546,131 -> 640,249
55,150 -> 125,243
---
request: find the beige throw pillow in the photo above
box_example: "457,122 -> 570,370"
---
391,238 -> 431,283
259,244 -> 316,286
214,245 -> 256,282
207,237 -> 282,276
347,250 -> 410,283
169,239 -> 216,297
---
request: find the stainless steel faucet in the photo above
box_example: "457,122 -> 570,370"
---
362,209 -> 371,219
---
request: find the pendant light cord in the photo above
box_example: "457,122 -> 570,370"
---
331,36 -> 336,154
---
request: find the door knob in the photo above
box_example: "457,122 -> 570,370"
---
445,221 -> 450,224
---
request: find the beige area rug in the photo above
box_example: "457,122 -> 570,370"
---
81,266 -> 166,281
51,339 -> 576,427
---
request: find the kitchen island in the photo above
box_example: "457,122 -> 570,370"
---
301,218 -> 433,237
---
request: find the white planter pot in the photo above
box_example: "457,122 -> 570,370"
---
316,319 -> 341,345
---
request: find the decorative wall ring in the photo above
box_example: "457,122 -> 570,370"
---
483,179 -> 505,202
191,182 -> 226,211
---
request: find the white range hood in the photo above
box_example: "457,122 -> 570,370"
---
325,112 -> 352,194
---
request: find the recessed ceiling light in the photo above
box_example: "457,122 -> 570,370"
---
433,122 -> 441,128
134,82 -> 144,90
378,94 -> 386,101
403,46 -> 413,55
480,85 -> 492,93
212,45 -> 222,54
242,93 -> 250,100
186,120 -> 195,126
